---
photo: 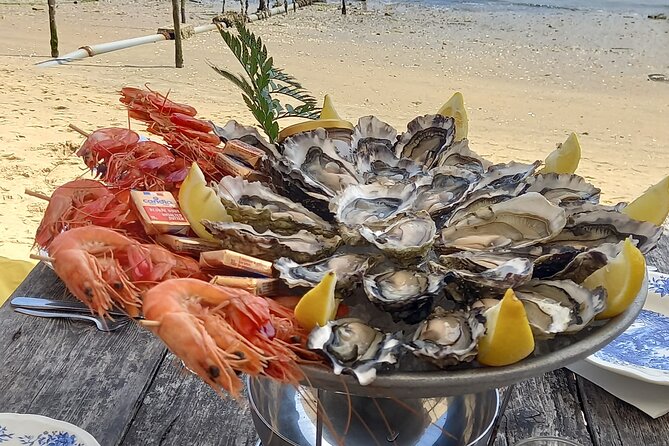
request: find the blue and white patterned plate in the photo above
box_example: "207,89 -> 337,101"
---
587,270 -> 669,385
0,413 -> 100,446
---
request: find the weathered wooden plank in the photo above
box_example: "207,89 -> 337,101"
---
0,264 -> 167,446
119,351 -> 257,446
492,369 -> 593,445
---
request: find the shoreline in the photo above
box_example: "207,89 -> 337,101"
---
0,0 -> 667,260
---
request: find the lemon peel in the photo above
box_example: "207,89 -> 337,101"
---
622,176 -> 669,226
477,289 -> 535,367
178,163 -> 231,241
294,271 -> 338,331
437,92 -> 468,141
584,238 -> 646,320
540,132 -> 581,174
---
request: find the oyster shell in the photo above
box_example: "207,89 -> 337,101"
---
280,129 -> 361,197
308,319 -> 402,385
363,159 -> 423,185
407,307 -> 486,367
274,253 -> 376,290
434,253 -> 533,303
216,176 -> 333,236
212,119 -> 279,158
394,114 -> 455,168
445,183 -> 525,226
516,279 -> 607,337
433,139 -> 491,174
202,221 -> 341,263
547,207 -> 662,254
439,192 -> 567,252
362,266 -> 442,323
532,248 -> 608,283
359,211 -> 437,263
473,161 -> 541,192
352,116 -> 399,174
523,173 -> 601,205
330,182 -> 416,243
413,166 -> 479,217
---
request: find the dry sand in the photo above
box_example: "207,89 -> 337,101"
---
0,0 -> 667,261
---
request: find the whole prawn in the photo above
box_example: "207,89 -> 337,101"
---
142,279 -> 314,398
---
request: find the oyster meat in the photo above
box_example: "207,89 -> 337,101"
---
439,192 -> 567,252
363,265 -> 442,323
216,176 -> 333,236
202,221 -> 341,263
308,319 -> 402,385
359,211 -> 437,263
413,166 -> 479,217
408,307 -> 486,367
274,253 -> 376,290
445,183 -> 525,226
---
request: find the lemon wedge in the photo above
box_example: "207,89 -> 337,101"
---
320,94 -> 342,120
178,163 -> 231,241
622,176 -> 669,226
583,238 -> 646,320
294,271 -> 338,331
540,132 -> 581,174
477,289 -> 535,367
437,92 -> 468,141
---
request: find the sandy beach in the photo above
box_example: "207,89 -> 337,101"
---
0,0 -> 667,261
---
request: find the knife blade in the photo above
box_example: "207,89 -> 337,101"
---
10,296 -> 127,318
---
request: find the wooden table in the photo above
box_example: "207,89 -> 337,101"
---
1,236 -> 668,446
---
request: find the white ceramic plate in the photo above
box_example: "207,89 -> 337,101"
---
0,413 -> 100,446
586,270 -> 669,385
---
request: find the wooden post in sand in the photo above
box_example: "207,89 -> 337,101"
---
180,0 -> 186,23
341,0 -> 346,15
47,0 -> 58,57
171,0 -> 184,68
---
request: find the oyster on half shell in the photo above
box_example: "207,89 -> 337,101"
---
216,176 -> 333,236
523,173 -> 601,205
308,319 -> 402,385
394,114 -> 456,168
363,265 -> 443,323
359,211 -> 437,263
202,221 -> 341,263
433,139 -> 491,174
439,192 -> 567,252
407,307 -> 486,367
352,116 -> 400,174
274,253 -> 377,290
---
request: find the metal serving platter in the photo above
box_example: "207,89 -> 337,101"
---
298,277 -> 648,399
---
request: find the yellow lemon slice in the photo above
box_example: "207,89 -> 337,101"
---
540,132 -> 581,174
437,92 -> 468,141
178,163 -> 231,241
477,289 -> 535,367
294,271 -> 338,331
622,176 -> 669,226
583,238 -> 646,320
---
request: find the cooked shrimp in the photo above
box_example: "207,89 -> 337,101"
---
142,279 -> 309,398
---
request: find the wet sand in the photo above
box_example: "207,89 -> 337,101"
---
0,0 -> 667,259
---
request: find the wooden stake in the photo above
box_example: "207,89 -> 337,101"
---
341,0 -> 346,15
171,0 -> 184,68
68,123 -> 90,137
138,320 -> 161,328
47,0 -> 59,57
180,0 -> 186,23
25,189 -> 51,201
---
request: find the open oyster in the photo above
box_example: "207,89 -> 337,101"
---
407,307 -> 486,367
202,221 -> 341,263
212,119 -> 278,158
394,114 -> 455,168
413,166 -> 479,218
274,253 -> 376,290
359,211 -> 437,263
308,319 -> 402,385
439,192 -> 567,252
216,176 -> 333,236
532,248 -> 609,283
351,116 -> 399,174
472,160 -> 541,192
515,279 -> 607,337
445,183 -> 525,225
433,139 -> 491,174
362,265 -> 442,323
523,173 -> 601,205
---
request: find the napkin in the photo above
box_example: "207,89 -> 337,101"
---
0,257 -> 36,305
568,361 -> 669,419
567,269 -> 669,419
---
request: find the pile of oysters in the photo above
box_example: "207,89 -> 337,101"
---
206,113 -> 662,386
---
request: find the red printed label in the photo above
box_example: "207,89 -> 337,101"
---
143,206 -> 188,223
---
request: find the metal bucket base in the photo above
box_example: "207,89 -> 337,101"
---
248,377 -> 500,446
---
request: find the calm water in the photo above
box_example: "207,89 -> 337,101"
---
397,0 -> 669,13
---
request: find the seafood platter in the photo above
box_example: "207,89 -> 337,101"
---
30,87 -> 665,407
